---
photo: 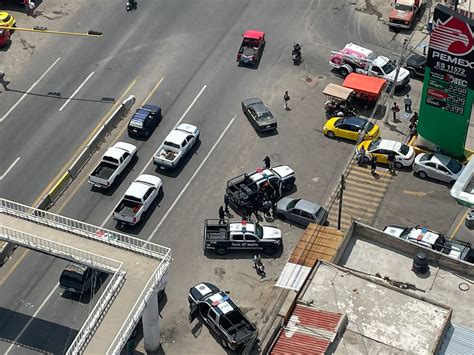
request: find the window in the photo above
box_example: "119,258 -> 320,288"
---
300,211 -> 314,220
245,234 -> 258,241
371,66 -> 383,75
232,234 -> 244,241
181,139 -> 188,148
143,188 -> 154,201
208,308 -> 218,323
425,162 -> 437,169
438,166 -> 449,174
186,135 -> 193,143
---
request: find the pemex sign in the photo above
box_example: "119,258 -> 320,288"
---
418,4 -> 474,159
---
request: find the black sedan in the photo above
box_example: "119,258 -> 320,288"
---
242,98 -> 277,132
405,53 -> 426,78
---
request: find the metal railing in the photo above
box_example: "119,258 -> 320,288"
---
107,258 -> 171,354
0,198 -> 171,259
0,225 -> 122,272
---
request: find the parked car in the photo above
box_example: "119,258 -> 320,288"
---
188,282 -> 258,351
153,123 -> 200,169
357,138 -> 415,168
242,98 -> 277,132
276,198 -> 328,227
59,263 -> 101,295
414,153 -> 464,184
323,116 -> 380,142
127,104 -> 161,138
405,53 -> 427,78
113,174 -> 163,226
383,225 -> 472,261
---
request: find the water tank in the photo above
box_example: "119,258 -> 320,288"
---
413,251 -> 429,274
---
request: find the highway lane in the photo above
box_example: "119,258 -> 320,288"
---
0,0 -> 406,353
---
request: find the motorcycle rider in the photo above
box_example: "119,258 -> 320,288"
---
292,43 -> 302,63
126,0 -> 137,11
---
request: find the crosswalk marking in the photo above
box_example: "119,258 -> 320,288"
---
326,163 -> 392,232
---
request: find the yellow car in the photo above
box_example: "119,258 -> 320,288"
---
323,116 -> 380,142
357,138 -> 415,168
0,12 -> 16,34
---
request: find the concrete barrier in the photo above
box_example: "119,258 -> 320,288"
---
36,195 -> 52,211
104,105 -> 125,132
48,171 -> 72,203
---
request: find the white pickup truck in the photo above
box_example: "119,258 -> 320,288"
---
88,142 -> 137,189
113,174 -> 163,225
153,123 -> 200,168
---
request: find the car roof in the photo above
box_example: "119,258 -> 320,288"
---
424,153 -> 452,167
63,263 -> 88,275
406,53 -> 426,66
230,222 -> 256,233
340,116 -> 367,128
253,103 -> 270,115
377,139 -> 402,151
243,30 -> 264,40
176,123 -> 198,135
243,97 -> 263,107
125,177 -> 156,198
372,56 -> 389,67
295,199 -> 322,214
165,128 -> 191,145
134,174 -> 161,187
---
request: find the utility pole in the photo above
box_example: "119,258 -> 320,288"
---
385,38 -> 409,124
0,25 -> 102,37
337,174 -> 345,230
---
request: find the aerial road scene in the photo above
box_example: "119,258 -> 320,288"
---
0,0 -> 473,354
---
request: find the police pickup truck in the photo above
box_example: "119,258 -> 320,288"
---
188,282 -> 258,351
203,219 -> 282,256
225,165 -> 295,209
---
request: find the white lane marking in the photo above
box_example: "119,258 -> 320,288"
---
5,284 -> 59,354
174,84 -> 207,128
1,58 -> 61,122
99,85 -> 208,228
146,116 -> 236,242
0,157 -> 20,180
59,71 -> 95,112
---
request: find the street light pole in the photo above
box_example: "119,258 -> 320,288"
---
337,174 -> 345,230
385,38 -> 409,124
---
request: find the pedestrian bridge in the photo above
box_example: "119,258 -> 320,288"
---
0,198 -> 171,354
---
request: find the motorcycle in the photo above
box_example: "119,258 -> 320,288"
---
292,43 -> 302,65
126,0 -> 137,11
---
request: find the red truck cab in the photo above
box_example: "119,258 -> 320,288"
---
237,30 -> 265,65
388,0 -> 424,29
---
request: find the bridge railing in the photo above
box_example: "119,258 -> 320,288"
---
0,198 -> 171,259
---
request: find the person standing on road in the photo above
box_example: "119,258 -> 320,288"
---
387,153 -> 396,174
218,206 -> 225,224
224,195 -> 230,214
263,156 -> 271,169
0,71 -> 10,91
284,91 -> 290,110
357,146 -> 366,166
370,156 -> 377,175
404,94 -> 412,113
391,102 -> 400,122
410,111 -> 418,126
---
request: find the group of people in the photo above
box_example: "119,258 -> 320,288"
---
357,147 -> 396,175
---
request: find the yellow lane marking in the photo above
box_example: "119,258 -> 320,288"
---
449,209 -> 469,240
0,248 -> 28,286
403,190 -> 427,197
108,77 -> 165,147
30,76 -> 140,208
55,77 -> 165,213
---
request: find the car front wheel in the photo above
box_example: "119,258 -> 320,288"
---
395,162 -> 403,169
326,131 -> 335,139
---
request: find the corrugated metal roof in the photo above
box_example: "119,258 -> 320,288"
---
438,323 -> 474,355
270,304 -> 345,355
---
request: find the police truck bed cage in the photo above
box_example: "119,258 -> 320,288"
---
225,173 -> 259,208
204,219 -> 230,241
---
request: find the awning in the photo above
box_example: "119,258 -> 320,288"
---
343,73 -> 386,97
323,83 -> 354,100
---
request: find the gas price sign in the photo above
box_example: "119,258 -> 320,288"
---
418,5 -> 474,158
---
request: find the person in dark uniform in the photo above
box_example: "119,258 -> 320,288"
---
224,194 -> 230,214
263,156 -> 271,169
218,206 -> 225,224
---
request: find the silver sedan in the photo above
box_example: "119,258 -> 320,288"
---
276,197 -> 328,227
413,153 -> 464,184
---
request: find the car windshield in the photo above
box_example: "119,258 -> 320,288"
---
164,141 -> 180,149
256,112 -> 273,121
399,228 -> 411,239
255,224 -> 263,239
446,158 -> 463,174
129,119 -> 143,129
286,199 -> 298,211
395,3 -> 413,11
364,122 -> 374,132
381,60 -> 396,74
368,139 -> 381,150
399,144 -> 410,155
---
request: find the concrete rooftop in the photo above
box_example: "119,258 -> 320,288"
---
300,261 -> 451,354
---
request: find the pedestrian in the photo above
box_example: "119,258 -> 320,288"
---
283,91 -> 290,110
262,199 -> 272,217
408,123 -> 417,142
224,194 -> 230,214
404,94 -> 412,113
263,156 -> 271,169
387,153 -> 396,174
253,254 -> 261,269
370,156 -> 377,174
24,0 -> 30,15
252,201 -> 260,220
391,102 -> 400,122
0,71 -> 10,91
357,146 -> 366,166
218,206 -> 225,224
410,111 -> 418,126
28,1 -> 36,16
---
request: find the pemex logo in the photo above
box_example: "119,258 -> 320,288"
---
430,16 -> 474,56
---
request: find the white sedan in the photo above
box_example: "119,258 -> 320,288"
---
413,153 -> 464,184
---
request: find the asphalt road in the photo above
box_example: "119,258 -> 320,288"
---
1,0 -> 469,354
